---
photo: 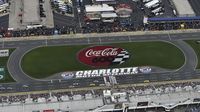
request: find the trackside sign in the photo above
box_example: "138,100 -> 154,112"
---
61,67 -> 139,79
0,67 -> 5,80
61,66 -> 152,79
75,67 -> 138,78
0,49 -> 9,57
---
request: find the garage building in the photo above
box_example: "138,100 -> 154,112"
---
172,0 -> 195,17
22,0 -> 41,25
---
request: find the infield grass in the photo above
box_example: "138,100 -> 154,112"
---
21,41 -> 185,78
185,40 -> 200,69
0,49 -> 15,83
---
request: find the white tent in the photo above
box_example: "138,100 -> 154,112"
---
172,0 -> 195,17
85,4 -> 114,13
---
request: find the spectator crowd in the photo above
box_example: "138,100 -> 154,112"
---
1,19 -> 200,38
146,21 -> 200,31
0,81 -> 200,112
0,25 -> 76,38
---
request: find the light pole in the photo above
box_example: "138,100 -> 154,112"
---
45,37 -> 48,46
167,32 -> 171,41
99,37 -> 102,44
77,10 -> 82,28
87,37 -> 90,44
2,39 -> 4,48
128,36 -> 131,42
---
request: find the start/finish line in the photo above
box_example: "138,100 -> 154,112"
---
0,67 -> 5,80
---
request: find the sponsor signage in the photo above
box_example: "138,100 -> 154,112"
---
61,67 -> 139,79
0,49 -> 9,57
76,67 -> 138,78
77,46 -> 130,67
139,66 -> 152,73
61,72 -> 74,79
0,67 -> 5,80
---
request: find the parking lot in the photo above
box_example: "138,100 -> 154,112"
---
71,0 -> 176,33
0,0 -> 199,37
0,14 -> 8,28
189,0 -> 200,16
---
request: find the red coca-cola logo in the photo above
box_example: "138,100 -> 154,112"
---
78,46 -> 130,67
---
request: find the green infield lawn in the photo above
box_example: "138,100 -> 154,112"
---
185,40 -> 200,68
0,49 -> 15,83
21,41 -> 185,79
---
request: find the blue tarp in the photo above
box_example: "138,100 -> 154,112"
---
0,0 -> 5,5
148,16 -> 200,22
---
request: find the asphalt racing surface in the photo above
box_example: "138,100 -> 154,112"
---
1,32 -> 200,93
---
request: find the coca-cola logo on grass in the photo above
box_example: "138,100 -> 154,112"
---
78,46 -> 130,67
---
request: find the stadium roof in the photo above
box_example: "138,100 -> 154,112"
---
22,0 -> 40,24
172,0 -> 196,17
85,4 -> 114,13
148,16 -> 200,22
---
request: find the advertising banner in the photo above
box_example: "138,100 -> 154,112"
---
0,49 -> 9,57
61,45 -> 152,79
77,46 -> 130,67
61,66 -> 152,79
0,67 -> 5,80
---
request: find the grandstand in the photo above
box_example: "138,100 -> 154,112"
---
1,82 -> 200,112
145,16 -> 200,30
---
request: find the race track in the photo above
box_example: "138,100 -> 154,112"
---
1,32 -> 200,93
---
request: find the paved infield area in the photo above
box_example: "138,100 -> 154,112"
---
0,32 -> 200,93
